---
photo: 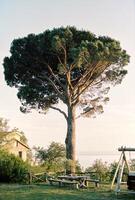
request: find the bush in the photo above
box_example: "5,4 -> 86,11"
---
0,150 -> 29,183
109,161 -> 128,182
85,159 -> 110,182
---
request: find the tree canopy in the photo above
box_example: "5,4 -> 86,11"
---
34,142 -> 66,163
0,117 -> 9,132
0,118 -> 28,146
3,26 -> 130,117
34,142 -> 66,172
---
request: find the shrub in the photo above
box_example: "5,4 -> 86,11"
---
0,150 -> 29,183
85,159 -> 110,182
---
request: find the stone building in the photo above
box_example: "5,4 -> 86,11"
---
1,131 -> 30,162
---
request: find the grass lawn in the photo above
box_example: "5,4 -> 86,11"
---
0,183 -> 135,200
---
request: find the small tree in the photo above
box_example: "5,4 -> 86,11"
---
109,161 -> 118,182
11,127 -> 28,145
3,27 -> 130,173
0,117 -> 9,132
0,118 -> 28,146
0,118 -> 9,144
130,159 -> 135,171
109,161 -> 128,183
34,142 -> 66,172
85,159 -> 110,182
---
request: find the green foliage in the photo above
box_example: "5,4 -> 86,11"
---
0,118 -> 28,147
0,132 -> 7,145
108,161 -> 118,182
0,150 -> 29,183
109,161 -> 128,182
0,118 -> 9,144
34,142 -> 66,173
11,127 -> 28,144
34,142 -> 66,162
85,159 -> 110,182
64,159 -> 82,174
0,117 -> 9,132
130,159 -> 135,171
33,142 -> 81,174
30,165 -> 47,174
85,159 -> 130,183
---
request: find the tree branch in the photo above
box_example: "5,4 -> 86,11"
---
46,63 -> 66,92
58,46 -> 74,92
50,106 -> 68,121
76,107 -> 95,119
60,44 -> 67,67
38,74 -> 66,103
72,62 -> 110,106
73,62 -> 100,92
72,62 -> 101,103
57,55 -> 68,73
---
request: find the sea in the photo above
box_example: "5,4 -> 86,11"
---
77,151 -> 135,169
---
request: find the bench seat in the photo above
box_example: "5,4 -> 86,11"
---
48,179 -> 62,186
85,179 -> 99,187
61,180 -> 79,189
48,179 -> 79,189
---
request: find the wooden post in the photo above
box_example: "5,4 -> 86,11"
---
111,152 -> 123,190
28,172 -> 32,184
115,157 -> 125,193
123,152 -> 130,172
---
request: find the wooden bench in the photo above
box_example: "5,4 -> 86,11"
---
48,179 -> 79,189
48,179 -> 62,187
61,180 -> 79,189
85,179 -> 99,187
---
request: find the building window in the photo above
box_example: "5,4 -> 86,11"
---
19,151 -> 22,158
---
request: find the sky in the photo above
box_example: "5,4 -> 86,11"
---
0,0 -> 135,167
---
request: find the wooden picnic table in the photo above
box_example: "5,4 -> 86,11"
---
57,175 -> 89,188
57,175 -> 99,188
58,175 -> 89,181
48,176 -> 80,189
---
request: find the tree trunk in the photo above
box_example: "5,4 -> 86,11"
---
65,105 -> 76,174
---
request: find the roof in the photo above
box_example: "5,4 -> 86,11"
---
13,138 -> 30,149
